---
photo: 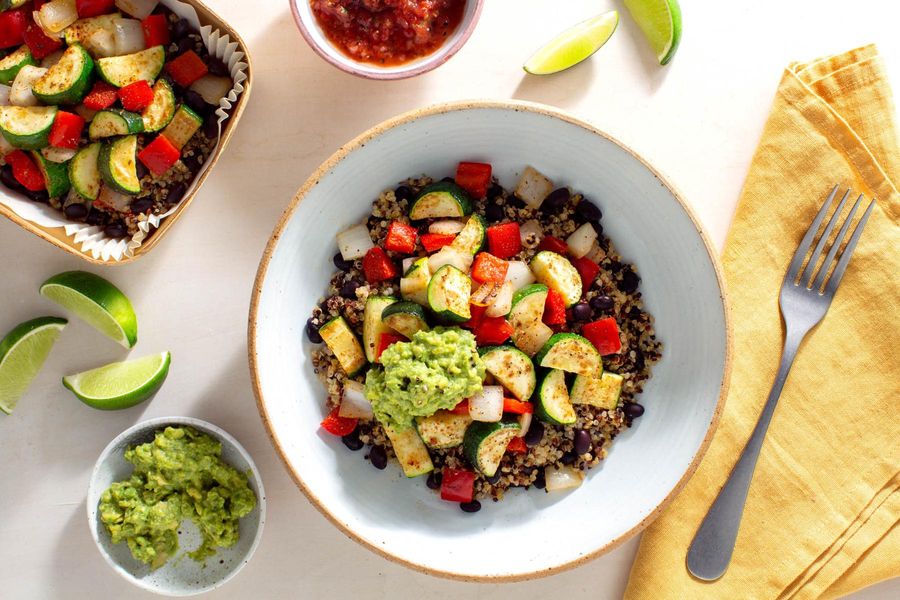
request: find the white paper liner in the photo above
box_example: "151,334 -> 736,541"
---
0,0 -> 248,262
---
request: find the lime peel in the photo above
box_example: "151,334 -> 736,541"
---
623,0 -> 682,65
524,10 -> 619,75
0,317 -> 67,415
63,351 -> 171,411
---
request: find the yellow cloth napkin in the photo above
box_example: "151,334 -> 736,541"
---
625,45 -> 899,600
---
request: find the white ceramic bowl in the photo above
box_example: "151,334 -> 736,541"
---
87,417 -> 267,596
289,0 -> 484,79
250,101 -> 731,581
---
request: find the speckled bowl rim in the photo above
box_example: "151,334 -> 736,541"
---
248,99 -> 733,582
86,416 -> 267,596
288,0 -> 485,80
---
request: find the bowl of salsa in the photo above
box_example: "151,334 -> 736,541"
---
290,0 -> 484,79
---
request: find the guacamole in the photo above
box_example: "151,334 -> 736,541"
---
98,426 -> 257,570
365,327 -> 485,430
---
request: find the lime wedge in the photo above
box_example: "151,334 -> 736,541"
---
0,317 -> 67,414
524,11 -> 619,75
63,352 -> 171,410
624,0 -> 682,65
40,271 -> 137,349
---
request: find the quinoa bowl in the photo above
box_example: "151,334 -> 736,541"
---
249,100 -> 732,581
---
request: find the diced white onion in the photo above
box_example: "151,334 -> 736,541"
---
338,381 -> 373,420
0,133 -> 13,159
428,219 -> 464,235
95,186 -> 131,212
41,146 -> 77,163
0,84 -> 10,106
113,18 -> 146,55
545,465 -> 584,492
87,28 -> 117,58
336,223 -> 373,260
566,222 -> 598,259
516,412 -> 532,438
514,165 -> 554,209
39,0 -> 79,33
9,66 -> 47,107
504,261 -> 535,291
189,75 -> 232,105
471,281 -> 500,306
515,322 -> 553,356
74,103 -> 97,122
114,0 -> 158,20
40,50 -> 65,69
469,386 -> 504,422
519,219 -> 544,247
586,239 -> 606,264
401,256 -> 415,274
485,281 -> 513,318
428,246 -> 472,273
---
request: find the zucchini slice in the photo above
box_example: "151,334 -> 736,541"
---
530,251 -> 583,307
535,333 -> 603,378
32,44 -> 93,105
98,135 -> 141,195
29,150 -> 70,197
479,345 -> 536,402
535,369 -> 576,425
448,213 -> 486,255
570,372 -> 624,410
68,142 -> 102,200
427,264 -> 471,323
95,45 -> 165,87
415,410 -> 472,449
508,283 -> 548,351
64,13 -> 122,47
463,419 -> 521,477
362,295 -> 397,363
141,79 -> 176,132
0,105 -> 57,150
319,316 -> 366,376
409,181 -> 473,220
381,301 -> 429,339
161,104 -> 202,149
384,425 -> 433,478
399,256 -> 431,306
88,108 -> 145,139
0,46 -> 36,86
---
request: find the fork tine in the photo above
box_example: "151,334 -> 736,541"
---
800,188 -> 852,287
823,199 -> 876,296
786,185 -> 839,282
811,194 -> 862,291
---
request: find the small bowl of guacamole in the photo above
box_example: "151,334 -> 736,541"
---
87,417 -> 266,596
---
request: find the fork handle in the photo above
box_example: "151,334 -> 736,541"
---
686,329 -> 806,581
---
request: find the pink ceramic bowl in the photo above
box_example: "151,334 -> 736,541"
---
289,0 -> 484,80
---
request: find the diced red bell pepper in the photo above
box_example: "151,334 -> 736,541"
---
486,222 -> 521,259
5,150 -> 45,192
23,20 -> 63,60
48,111 -> 85,149
0,9 -> 28,49
420,232 -> 455,253
75,0 -> 116,18
475,317 -> 513,346
375,332 -> 407,362
538,235 -> 569,255
166,50 -> 209,87
440,468 -> 475,503
455,161 -> 492,199
83,81 -> 119,110
383,221 -> 417,254
320,406 -> 357,436
362,247 -> 398,283
542,289 -> 567,325
138,135 -> 181,176
141,13 -> 170,47
471,252 -> 508,284
506,436 -> 527,454
117,79 -> 155,112
503,398 -> 534,415
461,302 -> 487,330
582,317 -> 622,355
449,400 -> 469,415
571,256 -> 601,295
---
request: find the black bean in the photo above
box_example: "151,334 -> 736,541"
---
590,220 -> 603,236
487,183 -> 504,199
341,431 -> 363,451
305,318 -> 322,343
533,469 -> 546,489
624,403 -> 645,419
104,222 -> 127,238
440,176 -> 454,183
560,450 -> 577,465
590,295 -> 614,312
506,195 -> 525,209
85,208 -> 107,226
333,252 -> 353,271
426,471 -> 442,490
393,185 -> 412,202
618,269 -> 640,293
183,89 -> 208,115
0,164 -> 25,192
172,18 -> 191,40
572,303 -> 592,322
176,37 -> 194,55
340,280 -> 360,299
629,305 -> 642,320
459,500 -> 481,513
207,58 -> 229,77
484,202 -> 504,222
574,430 -> 592,455
26,189 -> 48,203
485,472 -> 501,485
524,420 -> 544,447
182,152 -> 204,172
369,445 -> 388,470
131,197 -> 153,214
633,351 -> 645,372
63,203 -> 88,220
576,199 -> 602,222
202,117 -> 219,141
164,182 -> 188,204
541,188 -> 570,213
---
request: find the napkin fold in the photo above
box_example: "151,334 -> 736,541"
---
625,45 -> 899,600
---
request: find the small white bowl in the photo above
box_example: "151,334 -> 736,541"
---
87,417 -> 266,596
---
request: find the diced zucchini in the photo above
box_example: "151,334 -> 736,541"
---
161,104 -> 202,149
570,372 -> 623,410
415,410 -> 471,449
64,13 -> 122,45
98,135 -> 141,195
68,142 -> 102,200
427,264 -> 471,323
0,105 -> 57,150
318,316 -> 366,377
141,78 -> 175,132
95,45 -> 165,87
0,46 -> 36,86
29,150 -> 70,197
88,108 -> 144,139
32,44 -> 93,105
381,301 -> 428,339
535,369 -> 576,425
514,322 -> 554,357
384,425 -> 433,478
448,214 -> 485,255
463,419 -> 520,477
362,295 -> 397,363
409,181 -> 473,220
40,146 -> 77,163
478,345 -> 536,402
507,283 -> 548,351
535,333 -> 603,378
399,256 -> 431,306
530,251 -> 583,307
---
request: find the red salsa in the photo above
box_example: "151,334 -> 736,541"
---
310,0 -> 466,66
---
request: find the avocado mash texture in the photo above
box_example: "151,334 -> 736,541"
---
365,327 -> 485,430
98,426 -> 257,570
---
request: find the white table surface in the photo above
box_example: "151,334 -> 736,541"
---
1,1 -> 897,598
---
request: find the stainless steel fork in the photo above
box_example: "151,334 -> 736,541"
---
686,186 -> 876,581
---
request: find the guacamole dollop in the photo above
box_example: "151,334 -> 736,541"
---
365,327 -> 485,430
98,426 -> 257,570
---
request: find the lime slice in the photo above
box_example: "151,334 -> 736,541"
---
624,0 -> 682,65
524,11 -> 619,75
62,351 -> 171,410
0,317 -> 67,415
40,271 -> 137,349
